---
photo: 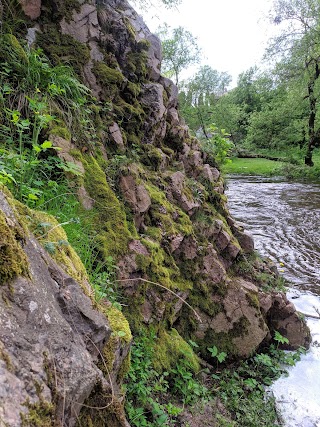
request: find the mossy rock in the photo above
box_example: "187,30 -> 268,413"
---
40,0 -> 81,23
77,384 -> 128,427
0,33 -> 28,64
140,145 -> 163,171
136,238 -> 191,292
93,62 -> 125,98
121,81 -> 141,103
188,284 -> 224,318
0,207 -> 29,285
49,124 -> 71,141
25,209 -> 90,289
136,39 -> 151,52
99,305 -> 132,382
37,26 -> 90,74
125,51 -> 149,82
81,155 -> 132,258
113,97 -> 145,133
145,183 -> 193,237
21,400 -> 54,427
153,329 -> 200,373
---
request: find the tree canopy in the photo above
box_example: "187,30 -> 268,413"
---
157,24 -> 201,86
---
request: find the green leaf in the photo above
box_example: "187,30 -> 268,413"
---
41,140 -> 53,149
32,144 -> 42,153
217,352 -> 227,363
207,346 -> 218,357
28,193 -> 39,200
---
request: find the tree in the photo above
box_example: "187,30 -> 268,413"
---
158,24 -> 202,86
267,0 -> 320,165
179,66 -> 231,136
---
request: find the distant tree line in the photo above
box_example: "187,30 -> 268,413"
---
158,0 -> 320,166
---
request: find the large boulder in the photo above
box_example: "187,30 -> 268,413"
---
0,189 -> 131,427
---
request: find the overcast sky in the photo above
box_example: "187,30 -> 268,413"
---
134,0 -> 275,86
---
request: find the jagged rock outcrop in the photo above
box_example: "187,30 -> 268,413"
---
0,0 -> 311,424
18,0 -> 310,355
0,188 -> 131,427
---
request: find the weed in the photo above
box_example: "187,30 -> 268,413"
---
125,330 -> 207,426
212,344 -> 306,427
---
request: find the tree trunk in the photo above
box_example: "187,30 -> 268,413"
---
305,61 -> 320,166
197,108 -> 209,139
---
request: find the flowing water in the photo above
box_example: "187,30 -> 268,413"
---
225,175 -> 320,427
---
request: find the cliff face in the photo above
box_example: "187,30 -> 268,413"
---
0,0 -> 310,425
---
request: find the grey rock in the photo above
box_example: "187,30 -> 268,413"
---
0,190 -> 130,426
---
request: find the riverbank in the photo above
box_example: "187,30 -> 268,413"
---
226,176 -> 320,427
223,149 -> 320,181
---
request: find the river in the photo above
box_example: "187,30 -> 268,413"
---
225,175 -> 320,427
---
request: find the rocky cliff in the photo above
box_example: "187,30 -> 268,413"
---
0,0 -> 310,425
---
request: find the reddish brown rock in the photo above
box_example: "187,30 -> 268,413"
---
266,293 -> 311,349
19,0 -> 41,19
215,230 -> 231,252
109,122 -> 125,151
202,245 -> 227,284
202,163 -> 220,182
119,175 -> 151,228
169,171 -> 200,215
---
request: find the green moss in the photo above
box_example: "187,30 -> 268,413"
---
198,316 -> 251,359
113,97 -> 145,132
145,226 -> 162,241
188,283 -> 224,317
125,51 -> 149,81
153,329 -> 200,373
137,238 -> 192,292
0,209 -> 29,285
246,291 -> 260,309
122,81 -> 141,103
37,27 -> 90,74
140,145 -> 163,170
145,183 -> 193,237
201,329 -> 234,358
93,62 -> 125,89
136,39 -> 151,52
82,155 -> 132,258
0,33 -> 28,64
49,124 -> 71,141
0,343 -> 13,372
126,132 -> 141,146
98,305 -> 132,383
40,0 -> 81,23
21,400 -> 54,427
77,384 -> 128,427
26,209 -> 90,289
123,17 -> 136,41
104,305 -> 132,344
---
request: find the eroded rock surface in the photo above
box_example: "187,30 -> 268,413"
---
0,189 -> 131,427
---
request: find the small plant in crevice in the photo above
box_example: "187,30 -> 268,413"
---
207,345 -> 227,371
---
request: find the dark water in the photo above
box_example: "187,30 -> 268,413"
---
225,175 -> 320,296
226,176 -> 320,427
